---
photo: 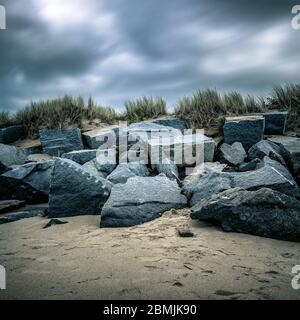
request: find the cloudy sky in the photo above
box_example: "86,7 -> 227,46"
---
0,0 -> 299,112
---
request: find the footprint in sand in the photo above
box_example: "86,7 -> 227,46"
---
214,290 -> 239,297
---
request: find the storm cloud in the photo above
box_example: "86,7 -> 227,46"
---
0,0 -> 299,112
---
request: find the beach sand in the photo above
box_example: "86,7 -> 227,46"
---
0,209 -> 299,300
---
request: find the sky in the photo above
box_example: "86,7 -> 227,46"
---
0,0 -> 299,112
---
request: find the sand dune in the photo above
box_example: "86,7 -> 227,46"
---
0,209 -> 299,300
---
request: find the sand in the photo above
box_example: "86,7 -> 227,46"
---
0,209 -> 300,300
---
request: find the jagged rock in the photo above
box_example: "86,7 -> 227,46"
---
0,125 -> 24,144
263,112 -> 288,135
238,159 -> 262,172
155,159 -> 179,181
40,128 -> 84,156
150,118 -> 188,133
184,161 -> 299,206
100,176 -> 187,227
219,142 -> 247,166
43,218 -> 68,229
0,207 -> 47,224
224,116 -> 265,150
48,158 -> 112,218
82,125 -> 119,149
0,200 -> 26,214
26,153 -> 53,163
107,162 -> 149,184
0,144 -> 26,171
82,160 -> 107,179
248,140 -> 286,164
0,161 -> 54,203
92,148 -> 117,175
268,136 -> 300,183
191,188 -> 300,242
62,149 -> 97,165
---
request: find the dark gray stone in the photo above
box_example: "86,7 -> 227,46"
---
100,176 -> 187,227
107,162 -> 149,184
150,118 -> 188,133
224,116 -> 265,150
40,128 -> 84,156
62,149 -> 97,165
0,200 -> 26,214
0,125 -> 24,144
43,218 -> 68,229
155,159 -> 180,181
82,125 -> 119,149
82,160 -> 107,179
191,188 -> 300,242
219,142 -> 247,166
48,158 -> 112,218
0,161 -> 54,203
0,143 -> 27,170
263,112 -> 288,135
238,159 -> 262,172
0,207 -> 47,224
93,149 -> 117,175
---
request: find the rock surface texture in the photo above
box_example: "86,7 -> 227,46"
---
0,125 -> 24,144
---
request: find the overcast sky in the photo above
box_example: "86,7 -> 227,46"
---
0,0 -> 299,112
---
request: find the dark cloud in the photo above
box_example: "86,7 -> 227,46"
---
0,0 -> 299,112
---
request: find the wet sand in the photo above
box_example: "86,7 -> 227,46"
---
0,209 -> 299,300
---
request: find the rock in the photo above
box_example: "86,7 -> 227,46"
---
93,148 -> 117,175
48,158 -> 112,218
82,125 -> 119,149
248,140 -> 286,165
0,207 -> 47,224
191,188 -> 300,242
263,112 -> 288,135
155,159 -> 180,181
62,149 -> 97,165
219,142 -> 247,166
177,228 -> 194,237
0,144 -> 27,170
268,136 -> 300,183
238,159 -> 262,172
150,118 -> 188,133
43,218 -> 68,229
82,160 -> 107,179
0,125 -> 24,144
0,161 -> 54,203
107,162 -> 149,184
0,200 -> 26,214
224,116 -> 265,150
100,176 -> 187,227
184,161 -> 299,206
26,153 -> 53,163
40,128 -> 84,156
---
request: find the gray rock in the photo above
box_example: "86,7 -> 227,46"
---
93,148 -> 117,175
100,176 -> 187,227
107,162 -> 149,184
0,143 -> 27,170
62,149 -> 97,165
82,160 -> 107,179
82,125 -> 119,149
263,112 -> 288,135
219,142 -> 247,166
0,161 -> 54,203
0,125 -> 24,144
248,140 -> 286,164
155,159 -> 180,181
224,116 -> 265,150
48,158 -> 112,218
184,161 -> 299,206
40,128 -> 84,156
0,207 -> 47,224
150,118 -> 188,133
0,200 -> 26,214
238,159 -> 262,172
43,218 -> 68,229
191,188 -> 300,242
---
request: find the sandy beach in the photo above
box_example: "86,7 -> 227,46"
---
0,209 -> 299,300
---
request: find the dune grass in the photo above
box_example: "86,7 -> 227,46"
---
124,97 -> 167,123
267,84 -> 300,131
175,89 -> 263,129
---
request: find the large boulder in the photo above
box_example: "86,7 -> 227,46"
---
100,176 -> 187,227
184,160 -> 299,206
191,188 -> 300,242
219,142 -> 247,166
62,149 -> 97,165
107,162 -> 149,184
263,112 -> 288,135
154,159 -> 180,181
0,143 -> 27,172
0,200 -> 26,214
248,140 -> 286,164
238,159 -> 262,172
224,116 -> 265,150
82,125 -> 119,149
40,128 -> 84,156
0,207 -> 47,225
0,161 -> 54,203
48,158 -> 112,218
0,125 -> 24,144
82,160 -> 107,179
